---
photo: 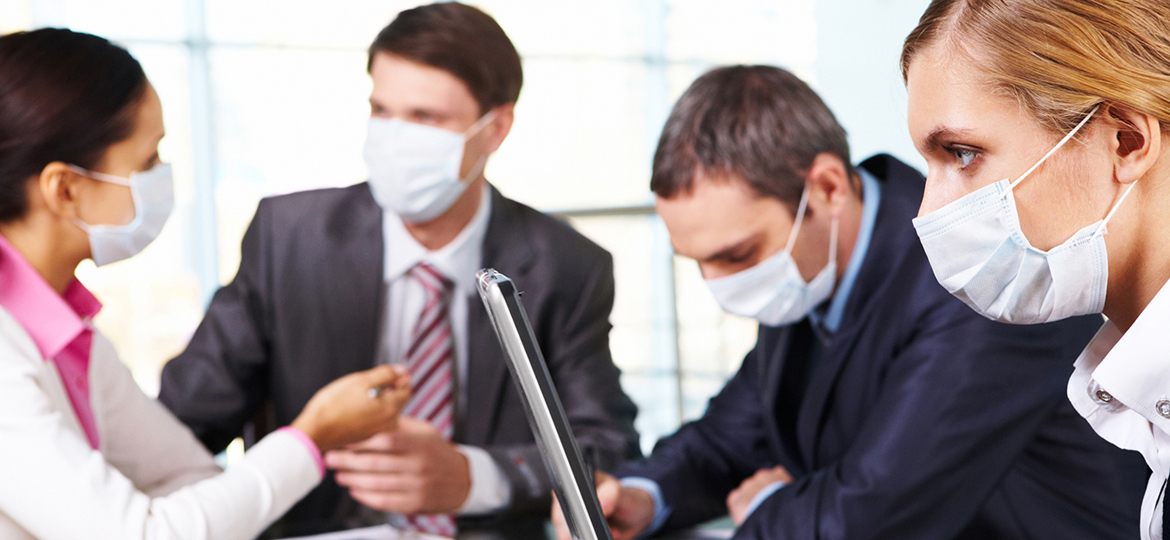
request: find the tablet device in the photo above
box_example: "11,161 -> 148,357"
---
476,269 -> 613,540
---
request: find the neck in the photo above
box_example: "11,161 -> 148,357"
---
832,191 -> 865,284
403,177 -> 486,251
1103,165 -> 1170,332
0,218 -> 85,295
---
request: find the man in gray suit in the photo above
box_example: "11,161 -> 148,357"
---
158,3 -> 640,538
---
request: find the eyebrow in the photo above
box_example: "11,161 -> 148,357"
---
921,126 -> 975,151
694,232 -> 761,263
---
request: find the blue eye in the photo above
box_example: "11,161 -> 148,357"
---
949,147 -> 978,168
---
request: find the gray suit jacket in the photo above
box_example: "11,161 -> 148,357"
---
158,183 -> 641,538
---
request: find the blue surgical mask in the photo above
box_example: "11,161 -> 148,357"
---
912,106 -> 1138,324
69,162 -> 174,267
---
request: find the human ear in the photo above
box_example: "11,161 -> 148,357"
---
1105,104 -> 1161,185
36,162 -> 84,220
484,103 -> 515,154
805,152 -> 852,219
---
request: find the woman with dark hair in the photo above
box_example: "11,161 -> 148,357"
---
0,28 -> 411,540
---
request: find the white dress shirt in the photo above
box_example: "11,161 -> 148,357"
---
377,183 -> 511,515
0,308 -> 323,540
1068,282 -> 1170,540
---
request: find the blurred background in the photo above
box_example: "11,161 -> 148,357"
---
0,0 -> 930,453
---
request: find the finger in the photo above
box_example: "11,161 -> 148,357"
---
349,488 -> 418,514
325,449 -> 414,473
596,474 -> 621,516
343,431 -> 395,452
551,494 -> 572,540
363,364 -> 404,387
396,415 -> 436,434
334,471 -> 417,492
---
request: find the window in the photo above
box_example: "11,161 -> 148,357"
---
1,0 -> 928,453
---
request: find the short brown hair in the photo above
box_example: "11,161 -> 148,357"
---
901,0 -> 1170,135
650,65 -> 854,210
369,2 -> 522,115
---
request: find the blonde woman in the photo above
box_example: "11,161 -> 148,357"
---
902,1 -> 1170,538
0,28 -> 411,540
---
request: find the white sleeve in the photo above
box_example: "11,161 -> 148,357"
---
0,334 -> 323,540
91,333 -> 222,496
455,444 -> 512,515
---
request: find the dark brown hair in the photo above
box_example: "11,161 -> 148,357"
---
650,65 -> 854,210
368,2 -> 523,115
0,28 -> 147,223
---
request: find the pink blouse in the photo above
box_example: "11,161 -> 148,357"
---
0,234 -> 102,449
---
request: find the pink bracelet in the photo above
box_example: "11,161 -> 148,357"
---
277,426 -> 326,479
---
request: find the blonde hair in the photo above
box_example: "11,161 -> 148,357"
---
901,0 -> 1170,134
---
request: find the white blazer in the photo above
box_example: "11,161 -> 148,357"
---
0,306 -> 321,540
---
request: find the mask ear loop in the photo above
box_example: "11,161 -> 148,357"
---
65,164 -> 132,186
457,109 -> 501,186
1092,180 -> 1139,237
1008,105 -> 1100,191
827,215 -> 839,267
784,185 -> 812,255
463,109 -> 500,140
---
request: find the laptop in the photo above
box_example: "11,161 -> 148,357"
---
476,269 -> 614,540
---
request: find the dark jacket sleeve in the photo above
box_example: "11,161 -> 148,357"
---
612,337 -> 775,529
484,246 -> 642,512
158,201 -> 274,453
735,307 -> 1093,540
617,297 -> 1099,539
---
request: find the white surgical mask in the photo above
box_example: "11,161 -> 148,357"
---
69,162 -> 175,267
912,106 -> 1138,324
705,186 -> 838,327
364,110 -> 497,223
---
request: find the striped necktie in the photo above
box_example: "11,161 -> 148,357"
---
401,263 -> 457,537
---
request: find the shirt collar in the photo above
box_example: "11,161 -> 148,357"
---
0,234 -> 100,360
809,168 -> 881,333
383,183 -> 493,291
1078,280 -> 1170,426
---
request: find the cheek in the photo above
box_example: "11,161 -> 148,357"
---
89,185 -> 137,226
458,134 -> 489,176
919,169 -> 975,216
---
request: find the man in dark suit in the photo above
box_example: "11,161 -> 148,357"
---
158,3 -> 639,538
554,65 -> 1146,539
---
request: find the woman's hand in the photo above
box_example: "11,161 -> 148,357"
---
291,365 -> 411,452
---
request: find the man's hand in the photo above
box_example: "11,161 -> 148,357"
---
325,416 -> 471,515
552,471 -> 656,540
726,466 -> 792,526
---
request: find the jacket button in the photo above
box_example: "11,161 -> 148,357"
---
1157,400 -> 1170,419
1095,390 -> 1114,403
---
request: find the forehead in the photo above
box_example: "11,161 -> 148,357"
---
368,52 -> 478,113
655,175 -> 787,257
906,46 -> 1039,147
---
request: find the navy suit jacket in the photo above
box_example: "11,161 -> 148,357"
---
616,155 -> 1146,539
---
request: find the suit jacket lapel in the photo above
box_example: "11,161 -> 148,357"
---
460,186 -> 537,444
794,324 -> 862,467
758,326 -> 808,473
323,184 -> 385,378
793,161 -> 908,466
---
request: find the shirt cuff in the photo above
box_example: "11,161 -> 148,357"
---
456,444 -> 512,515
743,480 -> 786,522
276,426 -> 325,480
620,477 -> 671,536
